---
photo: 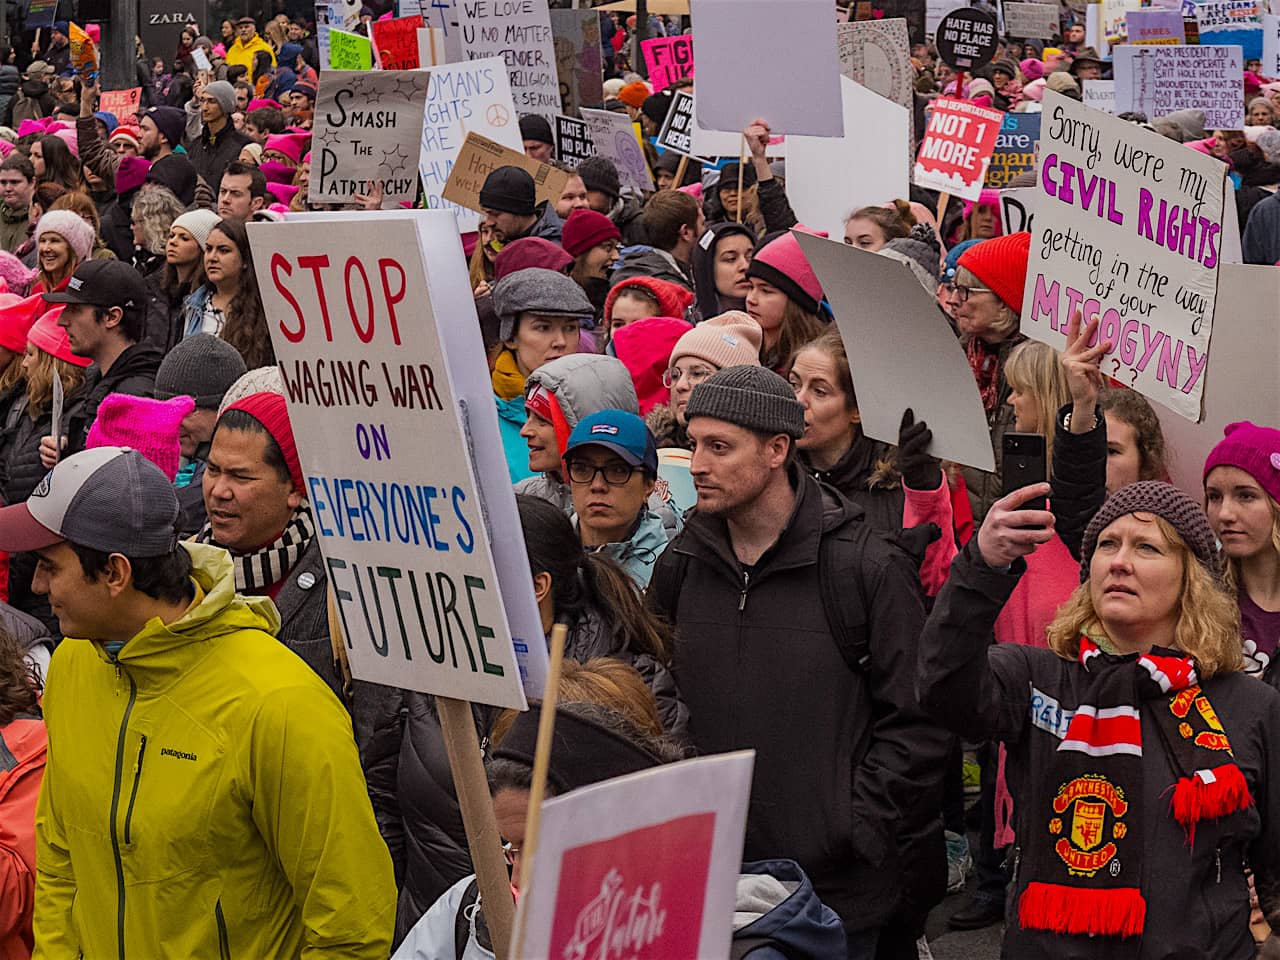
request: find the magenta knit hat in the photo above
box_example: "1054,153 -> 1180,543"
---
747,231 -> 824,315
86,394 -> 195,482
35,211 -> 95,264
1204,421 -> 1280,505
1020,58 -> 1044,82
115,155 -> 152,195
264,132 -> 310,165
561,208 -> 621,259
669,310 -> 762,371
0,253 -> 34,296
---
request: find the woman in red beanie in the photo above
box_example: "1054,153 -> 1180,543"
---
600,276 -> 694,352
563,208 -> 621,323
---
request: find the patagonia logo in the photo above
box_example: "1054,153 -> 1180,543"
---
160,747 -> 198,762
590,424 -> 620,435
1030,686 -> 1075,740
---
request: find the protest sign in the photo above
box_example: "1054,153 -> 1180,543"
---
247,211 -> 547,708
98,87 -> 142,121
913,97 -> 1005,201
372,15 -> 425,69
309,70 -> 428,208
191,47 -> 212,73
139,0 -> 204,66
1082,78 -> 1116,113
416,27 -> 447,66
1003,2 -> 1059,38
1195,0 -> 1264,57
656,89 -> 706,159
985,112 -> 1040,188
555,114 -> 597,167
580,108 -> 654,192
837,18 -> 914,117
795,231 -> 996,471
549,9 -> 604,118
443,131 -> 570,215
1021,90 -> 1227,421
927,0 -> 968,35
458,0 -> 561,121
26,0 -> 57,30
788,77 -> 909,253
419,57 -> 524,232
512,752 -> 755,960
1102,0 -> 1144,44
329,29 -> 374,70
642,35 -> 695,91
656,447 -> 696,519
1113,45 -> 1243,131
935,7 -> 999,70
690,0 -> 843,136
1126,8 -> 1187,42
1267,13 -> 1280,75
1000,186 -> 1037,234
858,0 -> 928,43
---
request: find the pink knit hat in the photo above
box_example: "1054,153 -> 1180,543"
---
962,188 -> 1003,236
1204,421 -> 1280,505
0,252 -> 34,296
265,181 -> 298,205
51,127 -> 78,158
114,155 -> 151,195
746,232 -> 824,315
247,98 -> 283,111
0,292 -> 43,353
28,307 -> 90,367
86,394 -> 195,481
35,211 -> 95,263
612,316 -> 693,414
668,310 -> 763,372
263,132 -> 310,165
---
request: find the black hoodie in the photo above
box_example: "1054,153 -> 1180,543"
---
691,221 -> 756,321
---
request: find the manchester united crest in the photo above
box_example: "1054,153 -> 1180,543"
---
1049,775 -> 1129,877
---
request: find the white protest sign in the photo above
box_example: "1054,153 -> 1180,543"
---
247,211 -> 548,707
458,0 -> 561,121
419,56 -> 523,233
787,76 -> 909,242
512,752 -> 755,960
580,108 -> 654,192
1264,13 -> 1280,75
1195,0 -> 1264,59
310,71 -> 429,208
1023,91 -> 1227,422
795,231 -> 997,471
191,46 -> 211,72
689,0 -> 843,136
1000,186 -> 1038,234
913,97 -> 1005,201
1112,45 -> 1244,131
837,19 -> 914,116
927,0 -> 969,35
416,26 -> 448,66
1003,1 -> 1060,37
1082,78 -> 1116,114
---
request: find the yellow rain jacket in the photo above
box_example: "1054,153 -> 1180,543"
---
224,33 -> 276,73
33,543 -> 395,959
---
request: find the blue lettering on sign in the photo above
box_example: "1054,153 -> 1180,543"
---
1030,685 -> 1075,739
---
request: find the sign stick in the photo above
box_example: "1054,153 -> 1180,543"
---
952,69 -> 965,97
513,622 -> 568,956
672,154 -> 689,190
736,135 -> 746,224
438,696 -> 516,960
935,191 -> 950,246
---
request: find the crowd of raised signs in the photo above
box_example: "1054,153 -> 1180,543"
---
0,3 -> 1278,960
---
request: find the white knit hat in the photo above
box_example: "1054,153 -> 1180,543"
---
34,210 -> 95,263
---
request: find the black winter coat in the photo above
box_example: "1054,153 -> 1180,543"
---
648,466 -> 949,932
183,123 -> 252,195
918,539 -> 1280,959
67,341 -> 162,455
141,264 -> 193,355
800,433 -> 906,536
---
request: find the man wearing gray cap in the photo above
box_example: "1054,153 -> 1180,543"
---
0,446 -> 395,957
647,365 -> 950,960
183,75 -> 251,193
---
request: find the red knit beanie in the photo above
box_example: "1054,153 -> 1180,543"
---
957,231 -> 1031,313
603,276 -> 695,326
747,231 -> 824,315
224,391 -> 305,495
561,208 -> 621,259
28,307 -> 91,367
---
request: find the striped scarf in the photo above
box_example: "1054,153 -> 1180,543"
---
1018,638 -> 1253,942
197,504 -> 315,594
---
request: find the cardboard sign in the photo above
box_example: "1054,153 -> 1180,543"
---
1022,90 -> 1227,422
1265,13 -> 1280,76
913,97 -> 1004,201
98,87 -> 142,121
310,70 -> 429,208
656,89 -> 710,161
139,0 -> 205,66
372,15 -> 425,69
985,112 -> 1040,188
795,231 -> 997,471
787,76 -> 909,242
512,752 -> 755,960
1126,8 -> 1187,42
935,7 -> 999,69
580,108 -> 654,192
416,26 -> 447,66
1113,45 -> 1243,131
555,114 -> 597,167
690,0 -> 843,136
442,131 -> 570,215
1082,78 -> 1116,113
1195,0 -> 1264,59
1004,2 -> 1059,38
330,28 -> 374,70
247,211 -> 548,708
419,57 -> 524,233
549,9 -> 604,118
458,0 -> 561,121
642,35 -> 695,91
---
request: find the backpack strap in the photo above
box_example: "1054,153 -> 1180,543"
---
819,530 -> 872,673
454,879 -> 480,960
646,546 -> 690,619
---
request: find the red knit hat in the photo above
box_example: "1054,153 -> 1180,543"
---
560,208 -> 620,259
223,392 -> 305,495
957,231 -> 1031,313
0,292 -> 46,354
619,81 -> 650,109
28,307 -> 91,367
495,237 -> 573,278
746,231 -> 824,315
603,276 -> 695,326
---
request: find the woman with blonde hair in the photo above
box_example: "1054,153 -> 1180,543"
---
28,210 -> 92,295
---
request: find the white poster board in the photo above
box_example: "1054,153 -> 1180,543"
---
689,0 -> 843,136
928,0 -> 970,34
457,0 -> 561,121
1004,1 -> 1060,37
1022,91 -> 1227,422
1082,78 -> 1116,114
837,19 -> 914,117
1264,12 -> 1280,75
247,211 -> 547,707
512,752 -> 755,960
419,56 -> 524,233
579,108 -> 654,192
786,76 -> 909,242
1112,45 -> 1244,131
795,231 -> 997,471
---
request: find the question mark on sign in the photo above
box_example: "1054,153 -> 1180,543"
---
1112,359 -> 1121,378
1130,367 -> 1138,387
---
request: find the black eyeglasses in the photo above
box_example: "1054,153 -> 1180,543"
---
566,461 -> 638,486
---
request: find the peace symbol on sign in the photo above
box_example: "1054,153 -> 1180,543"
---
486,104 -> 510,127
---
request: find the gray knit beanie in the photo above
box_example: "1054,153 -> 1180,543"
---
1079,480 -> 1221,583
492,268 -> 595,342
684,365 -> 805,439
880,224 -> 941,290
155,334 -> 248,409
203,80 -> 238,118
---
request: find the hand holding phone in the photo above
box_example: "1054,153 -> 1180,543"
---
1002,432 -> 1047,512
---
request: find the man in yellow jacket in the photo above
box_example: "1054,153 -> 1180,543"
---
225,16 -> 276,73
0,446 -> 395,959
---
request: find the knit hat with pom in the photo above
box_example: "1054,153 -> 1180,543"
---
86,394 -> 196,481
35,210 -> 95,264
1204,421 -> 1280,507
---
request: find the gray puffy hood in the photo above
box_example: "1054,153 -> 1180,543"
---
524,354 -> 639,427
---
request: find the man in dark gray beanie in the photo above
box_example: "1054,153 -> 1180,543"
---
479,165 -> 563,245
649,364 -> 951,959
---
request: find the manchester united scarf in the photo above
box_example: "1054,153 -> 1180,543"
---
1017,639 -> 1253,940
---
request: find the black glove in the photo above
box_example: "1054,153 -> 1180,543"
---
898,408 -> 943,491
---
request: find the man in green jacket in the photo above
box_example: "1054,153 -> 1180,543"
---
0,447 -> 395,959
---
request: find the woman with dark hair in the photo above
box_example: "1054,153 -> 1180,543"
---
28,135 -> 82,193
0,624 -> 44,959
144,208 -> 215,352
691,222 -> 755,319
181,217 -> 273,368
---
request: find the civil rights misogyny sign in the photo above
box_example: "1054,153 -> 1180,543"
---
1022,91 -> 1227,422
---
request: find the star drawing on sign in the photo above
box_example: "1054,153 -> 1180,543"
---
381,143 -> 411,176
392,75 -> 426,101
317,128 -> 340,148
350,77 -> 385,104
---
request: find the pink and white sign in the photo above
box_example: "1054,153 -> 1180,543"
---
642,35 -> 694,91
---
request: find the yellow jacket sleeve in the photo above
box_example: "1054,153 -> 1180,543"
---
32,736 -> 80,960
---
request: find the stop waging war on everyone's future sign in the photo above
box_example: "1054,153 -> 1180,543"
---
1021,90 -> 1226,423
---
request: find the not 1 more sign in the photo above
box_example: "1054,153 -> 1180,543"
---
935,7 -> 999,70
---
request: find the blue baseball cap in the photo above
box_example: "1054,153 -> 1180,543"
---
564,410 -> 658,475
943,239 -> 983,283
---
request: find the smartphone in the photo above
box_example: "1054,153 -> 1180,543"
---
1002,432 -> 1047,512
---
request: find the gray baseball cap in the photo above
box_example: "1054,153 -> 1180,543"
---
0,447 -> 179,555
